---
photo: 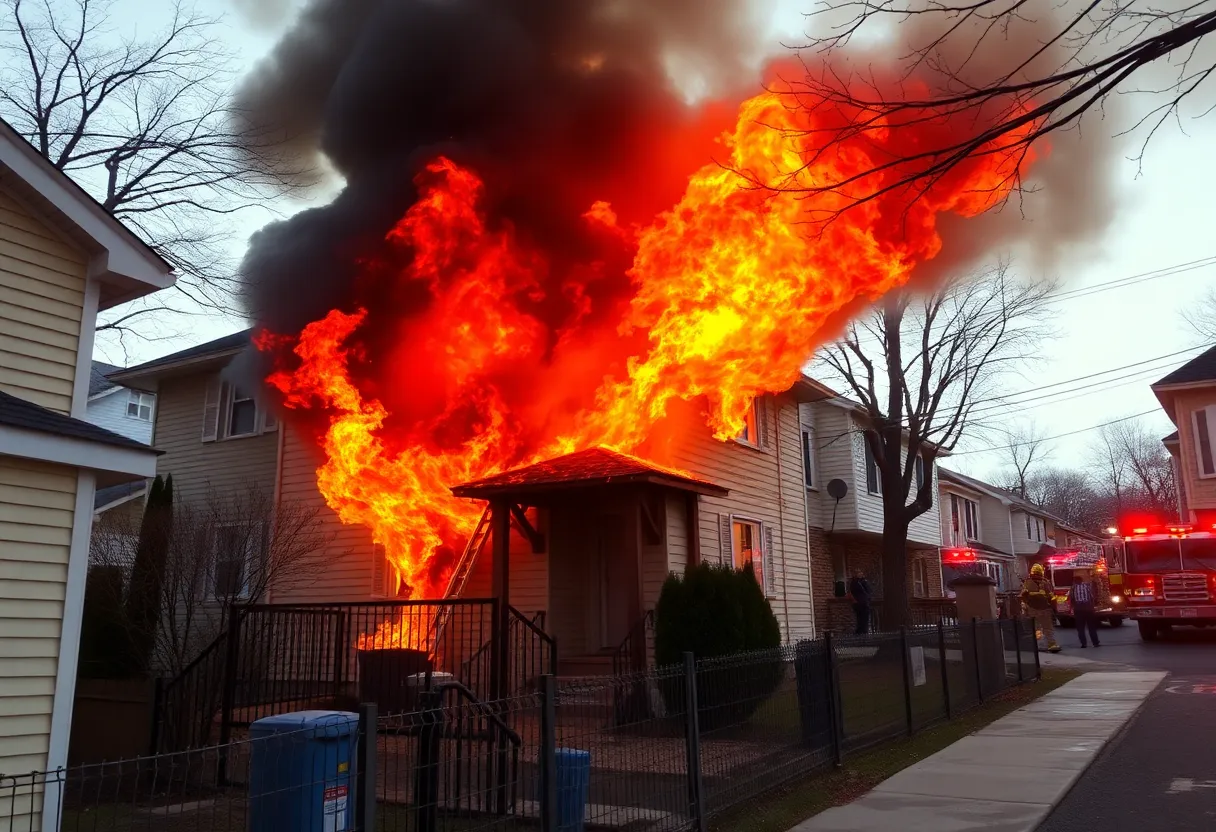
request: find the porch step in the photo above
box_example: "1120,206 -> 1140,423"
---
557,653 -> 616,678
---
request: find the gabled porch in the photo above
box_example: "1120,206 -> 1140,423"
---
451,447 -> 729,683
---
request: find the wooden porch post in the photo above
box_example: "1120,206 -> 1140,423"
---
489,498 -> 511,701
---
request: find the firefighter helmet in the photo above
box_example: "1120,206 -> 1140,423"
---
1031,563 -> 1045,576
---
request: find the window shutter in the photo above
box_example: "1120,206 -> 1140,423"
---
262,407 -> 279,433
762,526 -> 775,596
718,514 -> 733,566
201,379 -> 221,442
1195,406 -> 1216,477
801,429 -> 814,488
914,455 -> 925,491
371,543 -> 387,596
758,398 -> 772,449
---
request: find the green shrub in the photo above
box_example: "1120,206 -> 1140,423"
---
653,562 -> 784,729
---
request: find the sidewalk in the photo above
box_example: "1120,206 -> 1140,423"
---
790,671 -> 1165,832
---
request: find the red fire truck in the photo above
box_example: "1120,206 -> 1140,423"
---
1036,550 -> 1126,629
1105,520 -> 1216,641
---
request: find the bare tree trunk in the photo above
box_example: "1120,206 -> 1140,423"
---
880,513 -> 911,631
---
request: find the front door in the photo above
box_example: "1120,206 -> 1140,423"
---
597,513 -> 633,650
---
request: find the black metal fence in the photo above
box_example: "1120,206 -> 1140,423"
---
12,620 -> 1036,832
153,600 -> 556,758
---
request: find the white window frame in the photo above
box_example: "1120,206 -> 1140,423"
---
1025,513 -> 1032,539
210,523 -> 261,601
912,558 -> 927,597
963,498 -> 979,540
801,427 -> 816,489
724,515 -> 771,596
125,390 -> 155,422
735,399 -> 766,449
202,377 -> 279,443
1194,405 -> 1216,479
864,439 -> 881,495
371,542 -> 406,598
950,494 -> 962,546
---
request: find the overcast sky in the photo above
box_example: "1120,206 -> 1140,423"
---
96,0 -> 1214,484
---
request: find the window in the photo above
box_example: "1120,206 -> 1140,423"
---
202,378 -> 279,442
126,391 -> 154,421
724,516 -> 769,594
912,558 -> 927,597
1025,513 -> 1032,539
950,495 -> 961,545
736,400 -> 762,447
212,524 -> 262,599
864,440 -> 881,494
228,386 -> 258,437
964,499 -> 979,540
1194,406 -> 1216,478
371,543 -> 407,597
914,454 -> 926,491
1036,518 -> 1044,542
801,428 -> 815,488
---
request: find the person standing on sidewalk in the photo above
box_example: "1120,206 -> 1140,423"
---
848,568 -> 873,635
1069,570 -> 1102,648
1021,564 -> 1061,653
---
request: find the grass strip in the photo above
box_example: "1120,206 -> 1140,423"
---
709,668 -> 1082,832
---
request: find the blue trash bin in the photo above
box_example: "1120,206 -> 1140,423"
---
249,710 -> 358,832
554,748 -> 591,832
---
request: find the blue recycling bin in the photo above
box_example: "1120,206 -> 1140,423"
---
554,748 -> 591,832
249,710 -> 358,832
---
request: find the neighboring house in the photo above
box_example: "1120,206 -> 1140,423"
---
1152,345 -> 1216,526
84,360 -> 155,444
938,468 -> 1020,591
0,117 -> 172,823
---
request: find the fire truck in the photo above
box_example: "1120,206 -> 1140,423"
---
1104,521 -> 1216,642
1033,550 -> 1126,629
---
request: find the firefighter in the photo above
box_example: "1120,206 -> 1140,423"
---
1021,563 -> 1061,653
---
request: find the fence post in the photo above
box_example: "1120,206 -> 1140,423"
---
1032,621 -> 1042,680
823,631 -> 843,766
356,702 -> 378,832
1013,617 -> 1024,683
415,688 -> 442,832
682,652 -> 707,832
540,675 -> 557,832
900,627 -> 914,736
937,623 -> 951,720
148,677 -> 164,755
334,610 -> 349,700
217,604 -> 243,786
971,618 -> 984,704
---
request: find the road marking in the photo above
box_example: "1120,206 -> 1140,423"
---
1165,683 -> 1216,695
1168,779 -> 1216,793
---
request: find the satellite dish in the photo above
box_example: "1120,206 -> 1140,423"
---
827,479 -> 848,501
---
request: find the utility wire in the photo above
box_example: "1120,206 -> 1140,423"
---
1048,257 -> 1216,304
949,409 -> 1163,456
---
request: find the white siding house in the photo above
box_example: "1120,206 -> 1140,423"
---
83,362 -> 154,445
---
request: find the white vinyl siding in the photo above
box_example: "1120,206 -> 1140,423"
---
850,416 -> 942,546
84,387 -> 155,444
0,187 -> 86,415
0,458 -> 77,806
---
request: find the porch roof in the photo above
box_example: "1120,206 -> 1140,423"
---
450,447 -> 729,499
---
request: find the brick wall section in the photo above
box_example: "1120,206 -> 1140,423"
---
812,535 -> 945,634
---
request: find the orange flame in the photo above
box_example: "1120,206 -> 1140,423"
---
261,80 -> 1036,619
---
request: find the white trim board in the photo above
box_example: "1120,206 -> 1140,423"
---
70,276 -> 102,420
94,485 -> 148,516
42,469 -> 96,832
0,425 -> 157,477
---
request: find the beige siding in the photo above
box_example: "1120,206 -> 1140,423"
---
808,404 -> 856,531
0,187 -> 86,415
669,394 -> 815,642
664,493 -> 688,575
0,458 -> 76,819
846,416 -> 941,547
978,494 -> 1015,555
152,372 -> 278,505
1177,390 -> 1216,511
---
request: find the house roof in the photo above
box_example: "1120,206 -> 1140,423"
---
108,328 -> 252,387
0,116 -> 172,308
94,480 -> 147,512
1164,431 -> 1180,443
451,447 -> 729,499
89,361 -> 124,397
938,467 -> 1064,522
0,391 -> 160,452
1154,344 -> 1216,388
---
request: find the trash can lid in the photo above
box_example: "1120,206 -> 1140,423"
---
554,748 -> 592,762
251,710 -> 359,738
406,671 -> 455,687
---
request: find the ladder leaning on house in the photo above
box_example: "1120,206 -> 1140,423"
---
429,506 -> 493,654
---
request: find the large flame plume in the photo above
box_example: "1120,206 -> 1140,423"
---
258,74 -> 1036,605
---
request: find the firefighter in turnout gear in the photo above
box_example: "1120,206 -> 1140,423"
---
1021,563 -> 1061,653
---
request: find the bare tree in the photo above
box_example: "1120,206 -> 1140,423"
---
765,0 -> 1216,211
818,263 -> 1054,627
1025,467 -> 1105,532
0,0 -> 306,347
998,420 -> 1051,498
1182,287 -> 1216,344
90,483 -> 331,675
1088,416 -> 1179,521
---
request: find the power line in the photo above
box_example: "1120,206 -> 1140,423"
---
1048,257 -> 1216,304
949,409 -> 1163,456
965,359 -> 1186,419
995,345 -> 1204,399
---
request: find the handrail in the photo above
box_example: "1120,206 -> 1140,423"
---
422,680 -> 522,748
460,608 -> 548,678
612,608 -> 654,676
160,630 -> 227,695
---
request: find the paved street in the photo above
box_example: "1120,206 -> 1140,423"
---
1039,622 -> 1216,831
